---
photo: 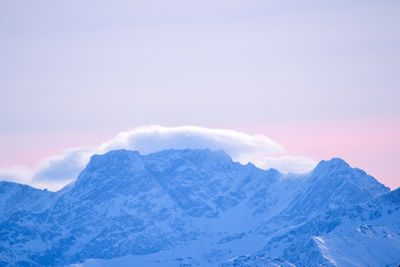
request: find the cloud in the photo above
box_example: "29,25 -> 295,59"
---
254,155 -> 317,174
30,147 -> 94,190
0,166 -> 33,184
97,125 -> 284,158
0,125 -> 317,191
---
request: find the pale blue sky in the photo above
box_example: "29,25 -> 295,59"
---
1,0 -> 400,188
1,0 -> 399,134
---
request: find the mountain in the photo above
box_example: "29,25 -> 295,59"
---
0,181 -> 56,223
0,149 -> 398,266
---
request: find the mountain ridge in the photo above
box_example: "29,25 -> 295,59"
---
0,149 -> 398,266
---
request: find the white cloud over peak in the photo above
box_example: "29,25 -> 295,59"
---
97,125 -> 285,158
0,125 -> 317,191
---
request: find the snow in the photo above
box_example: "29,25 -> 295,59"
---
0,149 -> 398,266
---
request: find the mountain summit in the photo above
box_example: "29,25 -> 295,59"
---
0,149 -> 398,266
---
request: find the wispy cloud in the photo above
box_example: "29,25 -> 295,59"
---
0,125 -> 316,191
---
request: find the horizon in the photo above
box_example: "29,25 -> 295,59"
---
1,0 -> 399,189
0,126 -> 396,191
0,146 -> 382,193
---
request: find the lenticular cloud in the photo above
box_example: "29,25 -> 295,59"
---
98,125 -> 285,158
0,125 -> 316,191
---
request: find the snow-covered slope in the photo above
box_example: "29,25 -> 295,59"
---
0,181 -> 56,222
0,149 -> 398,266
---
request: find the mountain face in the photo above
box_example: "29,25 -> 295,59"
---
0,181 -> 56,223
0,149 -> 398,266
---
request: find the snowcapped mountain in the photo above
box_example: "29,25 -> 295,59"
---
0,149 -> 398,266
0,181 -> 56,223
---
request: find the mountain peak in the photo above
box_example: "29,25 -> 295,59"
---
143,148 -> 234,168
314,157 -> 350,173
91,149 -> 141,159
75,149 -> 145,186
86,149 -> 142,170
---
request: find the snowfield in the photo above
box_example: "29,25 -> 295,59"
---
0,149 -> 399,266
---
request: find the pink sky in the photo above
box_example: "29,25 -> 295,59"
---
1,120 -> 398,189
261,119 -> 400,189
0,1 -> 399,190
0,132 -> 115,168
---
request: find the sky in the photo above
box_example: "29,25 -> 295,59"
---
0,0 -> 399,190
